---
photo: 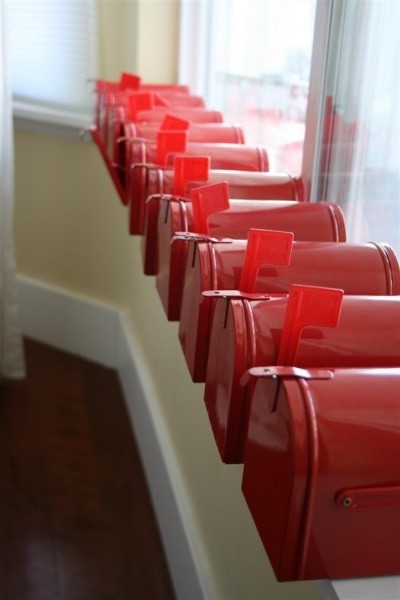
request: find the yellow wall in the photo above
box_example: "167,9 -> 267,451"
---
14,2 -> 320,598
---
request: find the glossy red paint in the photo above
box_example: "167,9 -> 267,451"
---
135,107 -> 223,124
242,367 -> 400,580
128,144 -> 272,234
178,234 -> 400,382
153,197 -> 346,320
204,288 -> 400,463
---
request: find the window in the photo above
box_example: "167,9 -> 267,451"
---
179,0 -> 317,174
309,0 -> 400,254
7,0 -> 98,128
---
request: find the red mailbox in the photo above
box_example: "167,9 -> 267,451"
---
142,174 -> 306,273
126,139 -> 269,210
114,123 -> 246,198
153,183 -> 346,320
241,366 -> 400,581
178,229 -> 400,382
204,285 -> 400,463
126,138 -> 269,172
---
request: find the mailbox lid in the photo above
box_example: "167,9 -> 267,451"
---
242,367 -> 400,581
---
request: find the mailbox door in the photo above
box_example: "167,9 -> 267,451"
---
155,200 -> 188,321
242,376 -> 310,581
141,194 -> 165,275
242,368 -> 400,581
178,240 -> 215,381
300,369 -> 400,580
179,240 -> 247,381
205,296 -> 286,462
129,167 -> 174,235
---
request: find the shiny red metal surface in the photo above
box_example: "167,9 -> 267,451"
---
135,107 -> 224,124
241,366 -> 400,581
127,139 -> 268,180
142,174 -> 307,273
114,125 -> 246,199
204,287 -> 400,463
128,145 -> 272,234
153,189 -> 346,320
119,72 -> 190,94
178,232 -> 400,382
185,171 -> 305,201
134,122 -> 245,143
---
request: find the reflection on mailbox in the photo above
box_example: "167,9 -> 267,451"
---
241,366 -> 400,581
142,172 -> 305,275
128,143 -> 270,234
153,183 -> 346,320
178,230 -> 400,382
204,285 -> 400,463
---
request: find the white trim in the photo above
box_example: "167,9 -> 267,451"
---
17,276 -> 121,367
13,101 -> 93,140
17,275 -> 214,599
301,0 -> 334,200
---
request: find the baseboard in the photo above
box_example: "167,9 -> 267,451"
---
17,275 -> 213,599
17,276 -> 122,368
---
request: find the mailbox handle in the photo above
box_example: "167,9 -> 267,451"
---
239,229 -> 294,293
161,114 -> 191,131
337,486 -> 400,510
156,131 -> 188,166
190,181 -> 229,234
173,156 -> 210,197
277,284 -> 344,366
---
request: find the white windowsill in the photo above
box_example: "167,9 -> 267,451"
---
13,100 -> 94,142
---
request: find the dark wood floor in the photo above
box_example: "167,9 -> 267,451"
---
0,338 -> 175,600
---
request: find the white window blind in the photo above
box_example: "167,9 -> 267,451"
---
7,0 -> 98,126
